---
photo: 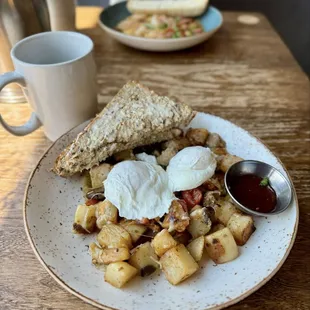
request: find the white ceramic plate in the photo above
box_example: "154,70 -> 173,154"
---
98,3 -> 223,52
24,112 -> 298,310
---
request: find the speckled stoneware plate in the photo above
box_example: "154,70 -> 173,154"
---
24,112 -> 298,310
98,3 -> 223,52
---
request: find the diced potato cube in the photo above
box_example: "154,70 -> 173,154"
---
205,227 -> 239,264
90,163 -> 112,188
96,200 -> 118,229
156,147 -> 177,166
158,138 -> 191,166
151,229 -> 178,257
89,242 -> 103,263
160,244 -> 199,285
227,213 -> 256,246
101,248 -> 130,264
89,242 -> 130,264
171,128 -> 183,138
211,147 -> 227,156
187,207 -> 212,238
119,220 -> 147,243
206,133 -> 226,148
97,224 -> 132,249
129,242 -> 159,277
215,200 -> 240,225
162,137 -> 191,151
218,154 -> 243,173
186,236 -> 205,262
186,128 -> 209,146
73,204 -> 97,234
104,262 -> 138,288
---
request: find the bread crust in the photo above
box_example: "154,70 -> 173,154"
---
53,81 -> 195,177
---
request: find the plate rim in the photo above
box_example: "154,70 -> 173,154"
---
98,5 -> 223,44
23,112 -> 299,310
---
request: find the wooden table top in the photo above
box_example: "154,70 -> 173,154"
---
0,6 -> 309,310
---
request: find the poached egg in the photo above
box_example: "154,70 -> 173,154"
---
104,160 -> 174,219
167,146 -> 216,191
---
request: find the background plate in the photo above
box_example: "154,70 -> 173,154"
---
98,3 -> 223,52
24,112 -> 298,310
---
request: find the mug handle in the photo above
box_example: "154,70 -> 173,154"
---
0,71 -> 42,136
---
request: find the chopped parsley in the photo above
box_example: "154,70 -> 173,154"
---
145,23 -> 155,29
260,177 -> 269,186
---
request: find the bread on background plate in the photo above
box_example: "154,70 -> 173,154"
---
53,81 -> 195,177
127,0 -> 209,17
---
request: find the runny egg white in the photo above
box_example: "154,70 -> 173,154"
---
167,146 -> 217,192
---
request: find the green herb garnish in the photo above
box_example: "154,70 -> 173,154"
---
159,23 -> 168,29
175,31 -> 181,38
145,23 -> 155,29
260,177 -> 269,186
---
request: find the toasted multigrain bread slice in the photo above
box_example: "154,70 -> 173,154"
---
53,81 -> 195,177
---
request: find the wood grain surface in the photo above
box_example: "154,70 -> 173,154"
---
0,7 -> 310,310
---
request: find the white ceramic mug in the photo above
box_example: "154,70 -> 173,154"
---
0,31 -> 98,141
